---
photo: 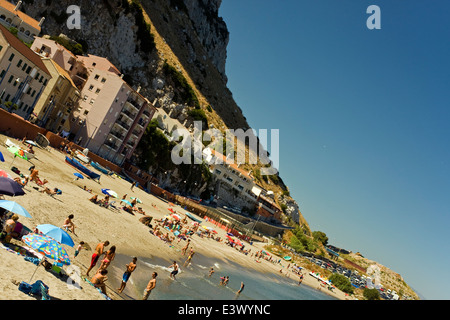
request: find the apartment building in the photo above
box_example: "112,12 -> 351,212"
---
69,54 -> 155,166
0,0 -> 44,44
0,23 -> 50,120
31,58 -> 80,134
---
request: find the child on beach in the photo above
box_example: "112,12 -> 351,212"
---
74,241 -> 85,258
208,267 -> 215,277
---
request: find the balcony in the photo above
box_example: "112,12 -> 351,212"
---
115,120 -> 130,131
109,130 -> 125,141
121,109 -> 137,121
104,141 -> 119,151
125,101 -> 140,112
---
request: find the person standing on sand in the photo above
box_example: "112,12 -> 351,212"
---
131,181 -> 137,191
97,245 -> 116,273
168,261 -> 179,280
86,241 -> 109,276
181,239 -> 191,255
298,273 -> 304,285
208,267 -> 215,277
117,257 -> 137,293
142,272 -> 157,300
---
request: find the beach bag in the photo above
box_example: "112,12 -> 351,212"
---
18,282 -> 32,295
11,167 -> 20,175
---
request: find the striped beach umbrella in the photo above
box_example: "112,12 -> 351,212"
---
22,233 -> 71,265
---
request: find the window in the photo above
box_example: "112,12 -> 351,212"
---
101,78 -> 106,83
0,70 -> 5,78
8,75 -> 14,83
89,85 -> 94,91
35,72 -> 40,80
43,79 -> 48,86
95,89 -> 101,94
94,74 -> 100,80
83,110 -> 89,115
26,66 -> 32,74
22,63 -> 27,71
83,95 -> 88,101
39,76 -> 43,83
90,99 -> 95,105
31,90 -> 36,97
0,45 -> 3,52
8,53 -> 14,62
17,59 -> 22,67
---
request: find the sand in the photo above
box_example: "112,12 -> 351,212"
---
0,134 -> 349,300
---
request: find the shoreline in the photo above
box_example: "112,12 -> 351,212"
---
0,134 -> 348,300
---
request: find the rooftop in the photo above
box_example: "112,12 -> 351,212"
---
0,0 -> 41,31
0,23 -> 49,75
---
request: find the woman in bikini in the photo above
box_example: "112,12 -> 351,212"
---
97,245 -> 116,273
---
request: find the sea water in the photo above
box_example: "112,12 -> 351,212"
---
105,251 -> 337,301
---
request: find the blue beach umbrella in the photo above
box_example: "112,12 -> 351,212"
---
0,151 -> 4,162
36,224 -> 75,247
0,200 -> 32,218
121,200 -> 132,206
73,173 -> 84,180
22,233 -> 71,266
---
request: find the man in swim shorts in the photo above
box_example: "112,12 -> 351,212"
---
168,261 -> 179,280
86,240 -> 109,276
117,257 -> 137,293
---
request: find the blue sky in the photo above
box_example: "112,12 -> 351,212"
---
219,1 -> 450,300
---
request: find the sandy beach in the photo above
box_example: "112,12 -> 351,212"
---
0,134 -> 349,301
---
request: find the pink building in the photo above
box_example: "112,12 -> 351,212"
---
70,54 -> 155,166
30,38 -> 156,166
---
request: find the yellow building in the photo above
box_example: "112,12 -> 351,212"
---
32,58 -> 80,134
0,23 -> 50,120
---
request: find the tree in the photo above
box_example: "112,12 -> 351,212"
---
363,288 -> 381,300
313,231 -> 328,246
329,274 -> 354,295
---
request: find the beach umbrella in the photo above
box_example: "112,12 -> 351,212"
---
73,172 -> 84,180
171,213 -> 181,220
0,170 -> 9,178
36,224 -> 75,247
22,233 -> 71,283
235,239 -> 243,246
227,232 -> 234,237
168,208 -> 174,213
101,188 -> 118,198
7,146 -> 27,167
0,151 -> 4,162
0,200 -> 32,218
25,140 -> 38,147
130,197 -> 142,204
0,177 -> 25,196
22,233 -> 71,265
121,200 -> 132,206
